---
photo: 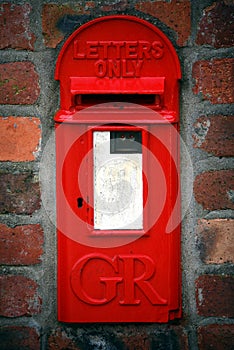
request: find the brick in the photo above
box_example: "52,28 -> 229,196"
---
0,223 -> 44,265
135,0 -> 191,46
197,219 -> 234,264
0,326 -> 40,350
0,3 -> 35,50
196,275 -> 234,317
48,328 -> 81,350
192,58 -> 234,104
0,116 -> 41,161
0,62 -> 40,105
196,1 -> 234,48
193,170 -> 234,211
198,324 -> 234,350
0,275 -> 41,317
0,172 -> 41,214
193,115 -> 234,157
42,4 -> 92,48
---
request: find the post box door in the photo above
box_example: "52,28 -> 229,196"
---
57,121 -> 180,323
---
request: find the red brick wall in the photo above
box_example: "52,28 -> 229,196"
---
0,1 -> 233,349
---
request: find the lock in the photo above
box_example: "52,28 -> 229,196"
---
55,15 -> 181,323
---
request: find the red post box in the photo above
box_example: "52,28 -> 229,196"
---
55,15 -> 181,323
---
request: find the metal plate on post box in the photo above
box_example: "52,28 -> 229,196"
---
93,131 -> 143,230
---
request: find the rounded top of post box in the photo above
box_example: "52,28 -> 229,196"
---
55,15 -> 181,80
54,15 -> 181,122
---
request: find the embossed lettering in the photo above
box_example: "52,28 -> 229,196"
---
71,253 -> 122,305
73,40 -> 164,60
71,253 -> 167,306
112,41 -> 125,59
108,59 -> 121,78
132,60 -> 144,77
73,40 -> 164,77
94,59 -> 107,77
86,41 -> 99,59
122,59 -> 134,77
125,41 -> 138,59
94,59 -> 144,78
99,41 -> 112,59
151,41 -> 164,59
73,39 -> 85,58
138,41 -> 151,59
119,255 -> 167,305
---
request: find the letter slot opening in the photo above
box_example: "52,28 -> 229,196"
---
75,94 -> 160,106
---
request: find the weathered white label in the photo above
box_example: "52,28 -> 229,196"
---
93,131 -> 143,230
